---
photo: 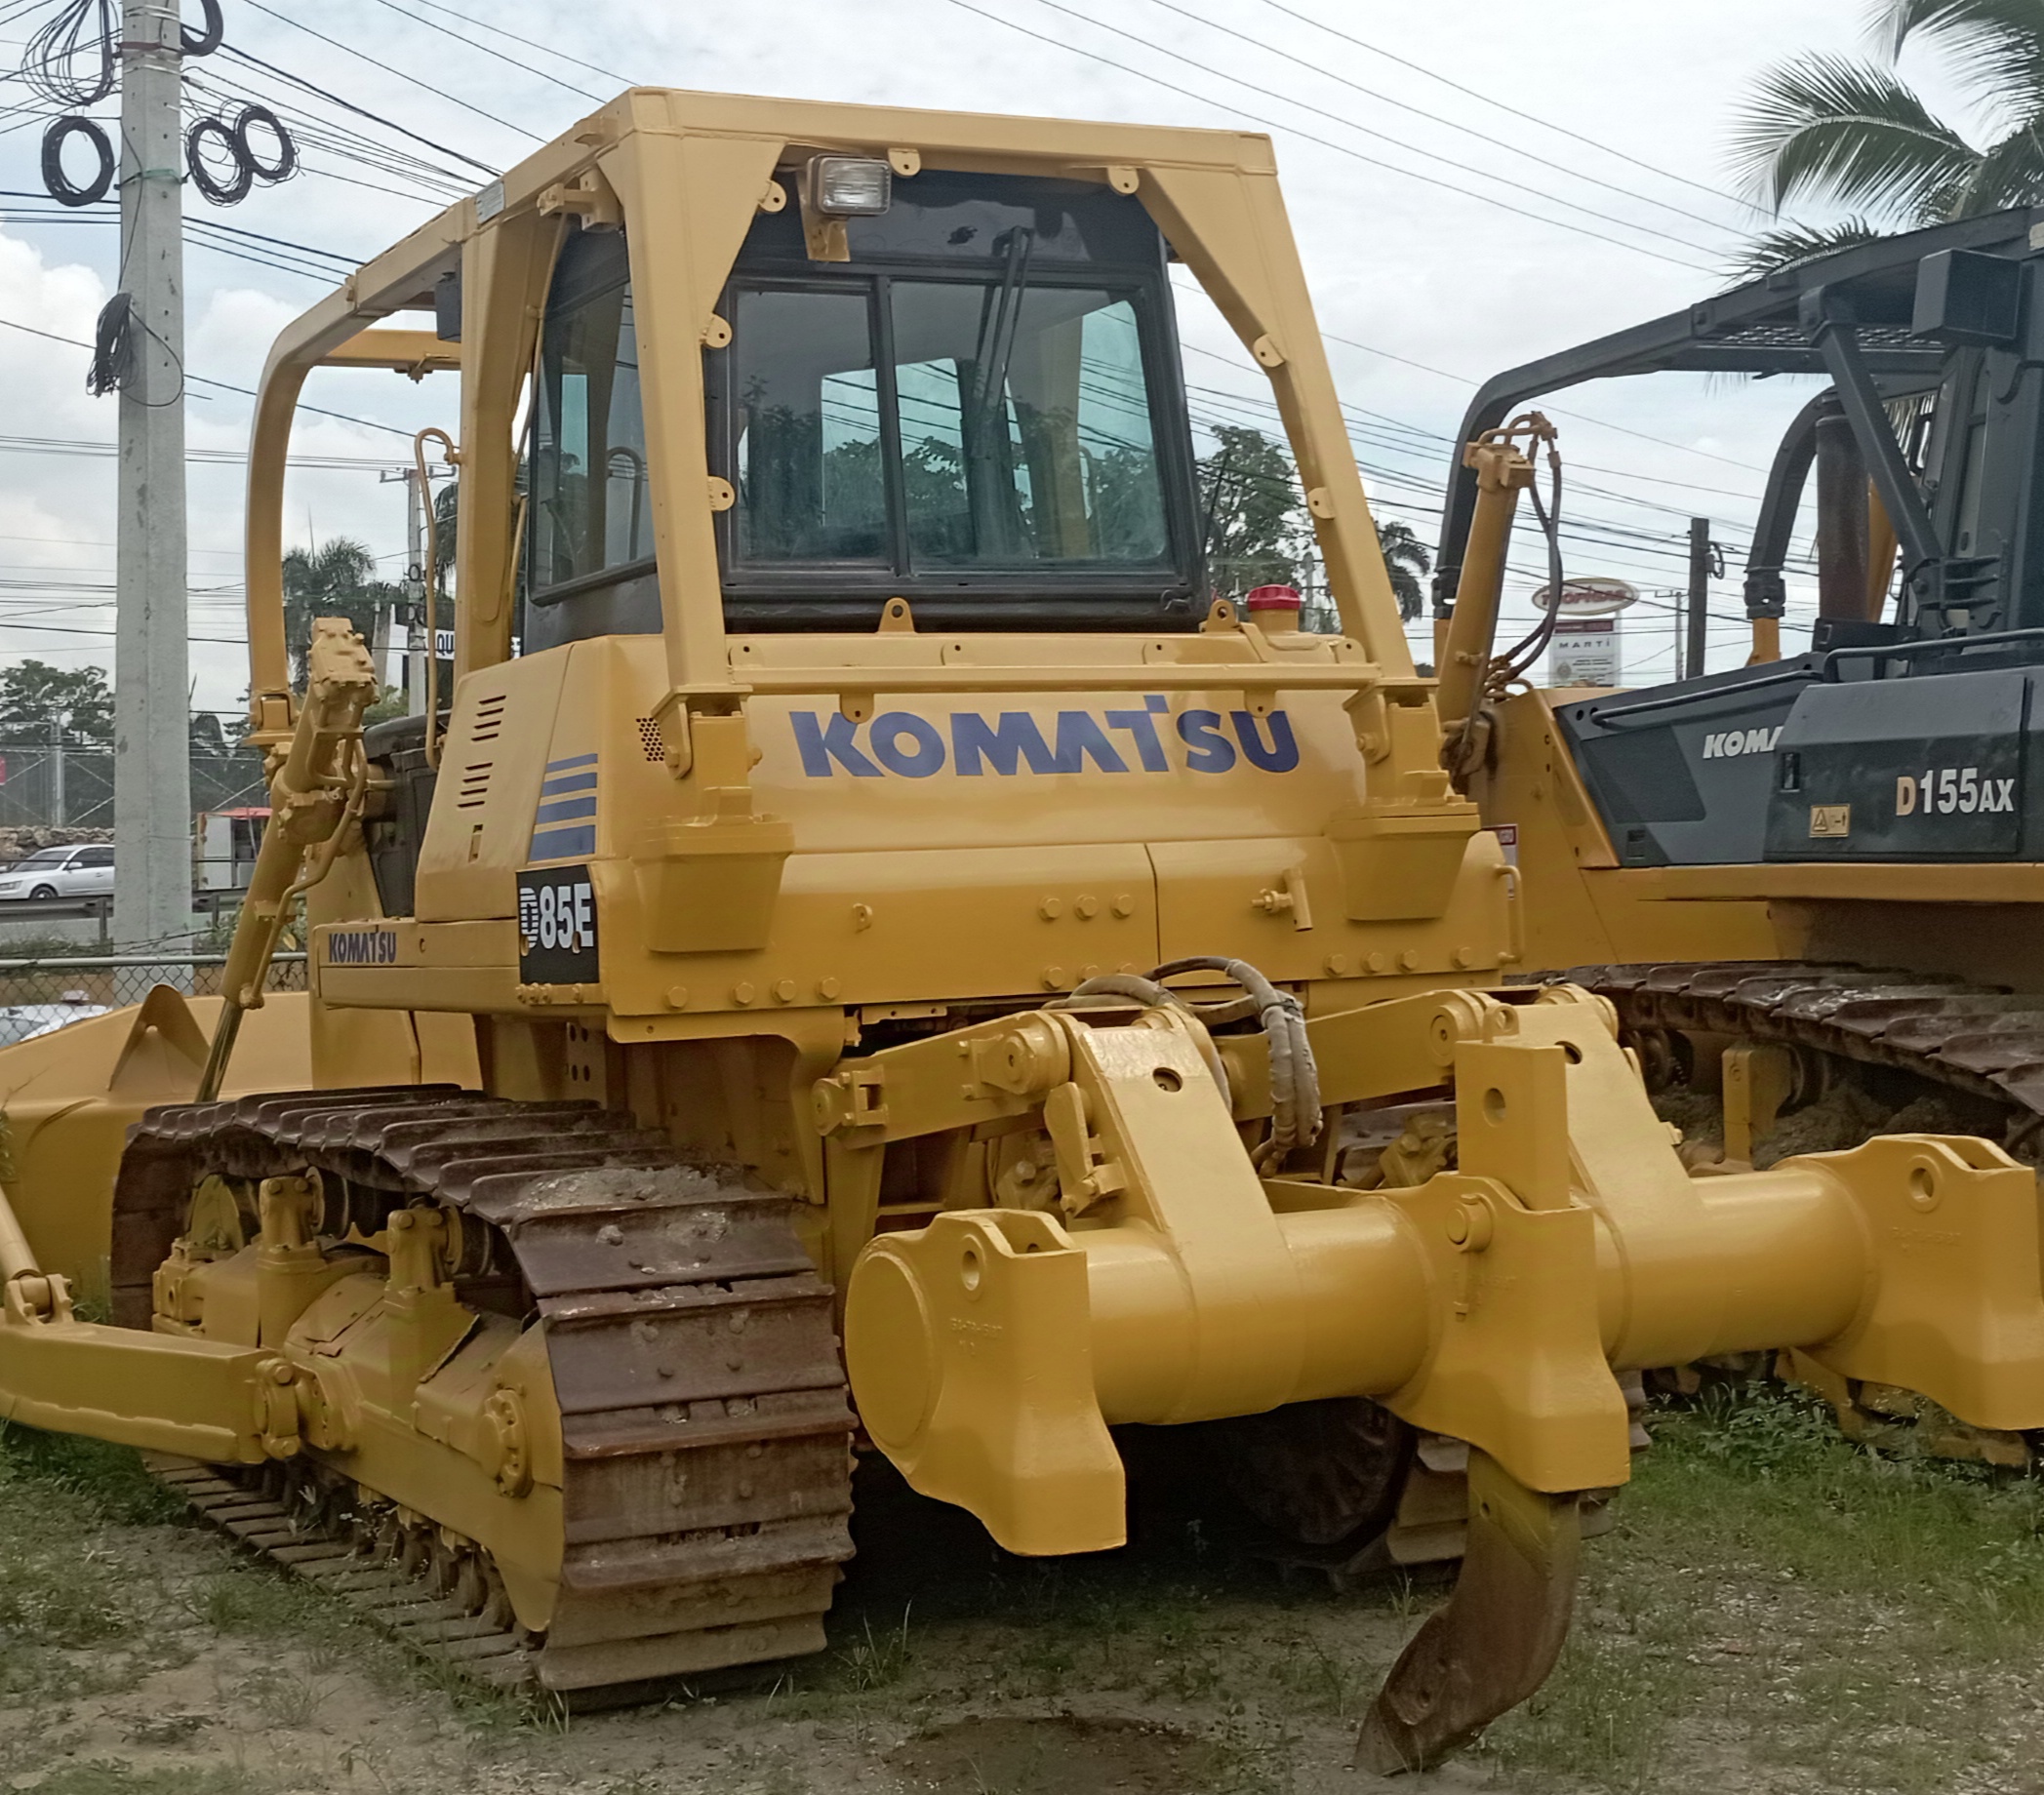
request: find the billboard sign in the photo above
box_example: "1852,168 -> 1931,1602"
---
1531,576 -> 1639,618
1550,617 -> 1621,687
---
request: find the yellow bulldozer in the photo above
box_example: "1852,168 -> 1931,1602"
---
3,90 -> 2043,1773
1429,219 -> 2044,1455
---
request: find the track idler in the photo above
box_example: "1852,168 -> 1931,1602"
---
835,984 -> 2044,1769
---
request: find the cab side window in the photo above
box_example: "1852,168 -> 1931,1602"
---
523,227 -> 659,652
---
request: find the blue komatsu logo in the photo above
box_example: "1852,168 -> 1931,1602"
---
791,698 -> 1301,778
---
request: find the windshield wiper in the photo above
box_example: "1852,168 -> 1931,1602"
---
963,226 -> 1035,556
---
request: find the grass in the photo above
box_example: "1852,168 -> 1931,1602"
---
1482,1380 -> 2044,1793
0,1422 -> 190,1701
0,1419 -> 532,1794
14,1387 -> 2044,1792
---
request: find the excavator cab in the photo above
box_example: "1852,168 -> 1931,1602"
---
1435,209 -> 2044,878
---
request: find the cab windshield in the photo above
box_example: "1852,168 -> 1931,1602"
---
729,273 -> 1169,572
714,172 -> 1198,630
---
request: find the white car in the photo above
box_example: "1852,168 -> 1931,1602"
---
0,844 -> 114,900
0,995 -> 110,1044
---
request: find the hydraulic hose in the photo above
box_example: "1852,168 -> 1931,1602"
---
1060,957 -> 1323,1169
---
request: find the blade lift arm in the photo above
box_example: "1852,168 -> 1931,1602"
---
197,617 -> 380,1102
1435,414 -> 1556,788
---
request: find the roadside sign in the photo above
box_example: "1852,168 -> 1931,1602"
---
1550,616 -> 1621,686
1532,576 -> 1639,618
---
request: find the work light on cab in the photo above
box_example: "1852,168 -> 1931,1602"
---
805,154 -> 892,217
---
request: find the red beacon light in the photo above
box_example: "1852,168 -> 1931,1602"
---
1243,583 -> 1303,620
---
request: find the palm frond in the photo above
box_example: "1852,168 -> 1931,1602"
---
1944,119 -> 2044,212
1729,52 -> 1981,219
1876,0 -> 2044,125
1726,216 -> 1893,278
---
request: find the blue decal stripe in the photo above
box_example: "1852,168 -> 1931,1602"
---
529,824 -> 596,860
541,770 -> 597,796
544,752 -> 599,772
534,796 -> 597,824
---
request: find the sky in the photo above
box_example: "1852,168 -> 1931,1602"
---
0,0 -> 1999,714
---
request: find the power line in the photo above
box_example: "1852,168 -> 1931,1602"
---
408,0 -> 632,89
0,315 -> 427,437
1129,0 -> 1750,241
0,206 -> 351,285
216,35 -> 505,173
1251,0 -> 1766,219
357,0 -> 607,104
0,191 -> 365,263
235,1 -> 537,148
941,0 -> 1720,272
1312,326 -> 1772,474
1177,343 -> 1767,504
183,85 -> 470,204
0,429 -> 445,470
190,56 -> 479,187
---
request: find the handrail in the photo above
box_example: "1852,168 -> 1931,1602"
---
730,663 -> 1392,697
1543,665 -> 1820,728
1822,625 -> 2044,678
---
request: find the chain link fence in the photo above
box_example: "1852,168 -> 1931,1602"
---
0,951 -> 307,1023
0,746 -> 267,831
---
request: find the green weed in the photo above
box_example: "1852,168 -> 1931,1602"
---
833,1605 -> 913,1692
1482,1380 -> 2044,1793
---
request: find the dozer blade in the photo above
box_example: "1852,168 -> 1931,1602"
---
1354,1449 -> 1581,1775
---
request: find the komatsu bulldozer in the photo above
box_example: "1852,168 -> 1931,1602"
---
4,91 -> 2044,1773
1431,210 -> 2044,1449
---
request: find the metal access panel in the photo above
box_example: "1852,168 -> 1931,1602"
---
1549,658 -> 1824,866
1762,667 -> 2031,859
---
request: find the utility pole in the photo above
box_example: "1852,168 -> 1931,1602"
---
111,0 -> 192,959
1686,516 -> 1711,683
50,725 -> 64,829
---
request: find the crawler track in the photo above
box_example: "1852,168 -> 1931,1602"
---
1559,961 -> 2044,1147
112,1086 -> 856,1695
142,1449 -> 541,1689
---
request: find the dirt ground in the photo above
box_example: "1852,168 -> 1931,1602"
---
10,1389 -> 2044,1795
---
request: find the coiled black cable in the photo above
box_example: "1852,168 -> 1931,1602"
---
41,115 -> 114,207
183,101 -> 297,206
180,0 -> 225,58
232,103 -> 295,180
86,293 -> 132,397
21,0 -> 114,108
185,115 -> 252,204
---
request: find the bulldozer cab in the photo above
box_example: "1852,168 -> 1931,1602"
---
1440,208 -> 2044,656
238,89 -> 1500,1024
245,90 -> 1418,702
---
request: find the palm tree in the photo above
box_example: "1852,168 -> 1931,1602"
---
1377,519 -> 1431,621
281,538 -> 397,689
1733,0 -> 2044,271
